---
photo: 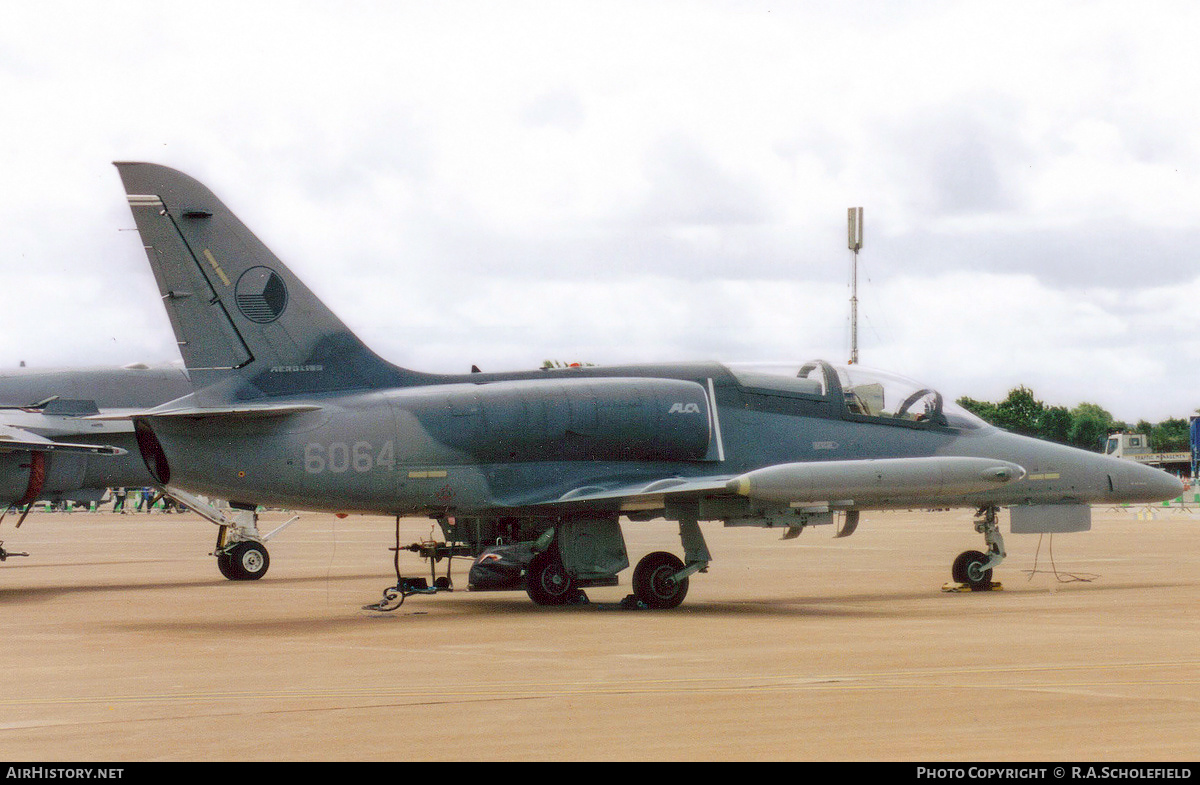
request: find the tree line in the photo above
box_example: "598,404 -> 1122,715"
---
955,386 -> 1191,454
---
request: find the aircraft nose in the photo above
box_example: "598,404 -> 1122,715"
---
1149,467 -> 1185,501
1118,462 -> 1184,503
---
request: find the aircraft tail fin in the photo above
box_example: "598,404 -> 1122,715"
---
115,162 -> 420,402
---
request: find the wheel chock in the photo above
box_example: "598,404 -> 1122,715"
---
941,581 -> 1004,592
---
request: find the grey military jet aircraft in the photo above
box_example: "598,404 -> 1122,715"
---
0,362 -> 301,579
0,364 -> 192,508
0,363 -> 193,562
112,162 -> 1183,608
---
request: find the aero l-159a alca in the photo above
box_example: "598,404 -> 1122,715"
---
110,162 -> 1182,609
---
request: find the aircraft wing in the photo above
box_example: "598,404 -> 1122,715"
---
0,424 -> 126,455
548,476 -> 737,511
535,456 -> 1026,513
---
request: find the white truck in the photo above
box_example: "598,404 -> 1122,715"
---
1105,432 -> 1190,468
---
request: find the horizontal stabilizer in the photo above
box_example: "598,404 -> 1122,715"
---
0,425 -> 125,455
87,403 -> 322,421
0,396 -> 60,411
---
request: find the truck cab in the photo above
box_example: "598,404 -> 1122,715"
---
1105,432 -> 1150,459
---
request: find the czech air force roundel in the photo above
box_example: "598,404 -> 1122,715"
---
235,266 -> 288,323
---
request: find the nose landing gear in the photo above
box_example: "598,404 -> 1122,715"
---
948,505 -> 1005,592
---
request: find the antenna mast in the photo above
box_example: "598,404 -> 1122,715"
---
847,206 -> 863,365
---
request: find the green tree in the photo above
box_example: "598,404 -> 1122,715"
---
1041,404 -> 1073,445
1148,417 -> 1189,453
1069,402 -> 1119,452
956,389 -> 1144,453
956,395 -> 997,423
993,386 -> 1044,438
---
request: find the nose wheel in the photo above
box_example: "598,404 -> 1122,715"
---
950,506 -> 1005,591
951,549 -> 993,590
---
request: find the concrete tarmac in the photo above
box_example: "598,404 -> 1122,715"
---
0,504 -> 1196,762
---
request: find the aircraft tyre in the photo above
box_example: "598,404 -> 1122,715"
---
952,549 -> 992,591
525,551 -> 577,605
219,541 -> 270,581
632,551 -> 689,609
216,553 -> 236,580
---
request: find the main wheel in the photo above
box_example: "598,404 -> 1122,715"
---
525,551 -> 576,605
632,551 -> 688,609
952,549 -> 992,591
222,541 -> 270,581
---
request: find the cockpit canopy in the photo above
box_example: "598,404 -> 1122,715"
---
725,360 -> 990,432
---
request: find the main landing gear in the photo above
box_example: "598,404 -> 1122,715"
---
211,504 -> 300,581
525,549 -> 585,606
631,551 -> 689,609
950,505 -> 1006,591
521,547 -> 697,609
365,514 -> 714,612
523,517 -> 710,610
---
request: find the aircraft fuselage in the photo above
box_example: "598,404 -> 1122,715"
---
135,360 -> 1180,519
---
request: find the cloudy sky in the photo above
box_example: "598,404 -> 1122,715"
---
2,1 -> 1198,422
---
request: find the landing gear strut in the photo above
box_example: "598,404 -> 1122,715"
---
213,505 -> 270,580
952,505 -> 1005,591
158,486 -> 293,582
